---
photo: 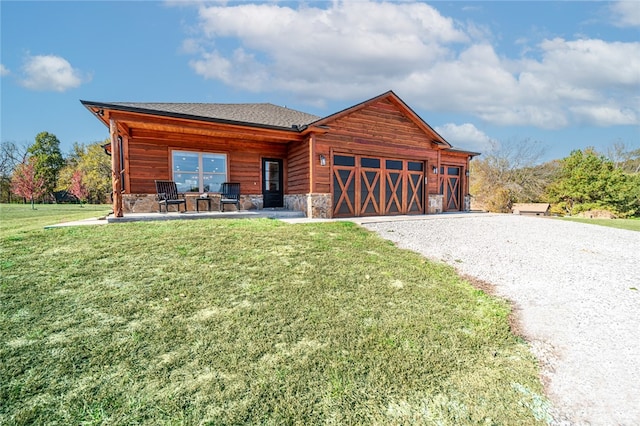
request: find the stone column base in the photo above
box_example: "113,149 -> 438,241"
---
428,194 -> 444,214
285,193 -> 332,218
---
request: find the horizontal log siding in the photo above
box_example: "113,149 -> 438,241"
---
314,99 -> 440,194
127,131 -> 288,195
287,140 -> 310,193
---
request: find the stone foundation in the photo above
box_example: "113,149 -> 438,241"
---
308,193 -> 331,218
464,194 -> 471,212
285,193 -> 332,218
123,194 -> 158,213
122,192 -> 458,217
121,193 -> 262,213
428,194 -> 444,214
284,194 -> 306,215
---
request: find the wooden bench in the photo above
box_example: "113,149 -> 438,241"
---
219,182 -> 241,212
155,180 -> 186,213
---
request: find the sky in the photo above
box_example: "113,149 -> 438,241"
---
1,0 -> 639,162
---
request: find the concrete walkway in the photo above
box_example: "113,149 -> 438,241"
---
46,210 -> 491,228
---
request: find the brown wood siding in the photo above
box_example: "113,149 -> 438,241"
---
127,132 -> 288,195
314,99 -> 440,194
287,140 -> 310,193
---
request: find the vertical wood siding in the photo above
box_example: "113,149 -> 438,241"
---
126,129 -> 288,195
314,98 -> 441,194
287,139 -> 310,193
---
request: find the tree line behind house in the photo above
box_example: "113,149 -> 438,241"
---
0,132 -> 111,208
471,139 -> 640,218
1,132 -> 638,217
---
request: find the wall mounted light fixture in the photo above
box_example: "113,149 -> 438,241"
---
432,166 -> 438,174
465,170 -> 470,177
319,154 -> 326,166
96,109 -> 104,117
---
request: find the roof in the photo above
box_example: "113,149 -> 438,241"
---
512,203 -> 550,213
82,92 -> 482,155
80,100 -> 321,130
444,147 -> 482,157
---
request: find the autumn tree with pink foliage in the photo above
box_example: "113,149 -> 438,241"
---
68,170 -> 89,205
11,158 -> 46,209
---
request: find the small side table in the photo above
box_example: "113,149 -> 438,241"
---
195,197 -> 212,212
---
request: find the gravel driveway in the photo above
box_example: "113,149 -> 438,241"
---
363,214 -> 640,425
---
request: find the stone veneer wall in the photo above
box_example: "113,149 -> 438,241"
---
428,194 -> 444,214
463,194 -> 471,212
284,193 -> 332,218
121,193 -> 262,213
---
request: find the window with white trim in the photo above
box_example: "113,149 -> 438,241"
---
172,150 -> 227,193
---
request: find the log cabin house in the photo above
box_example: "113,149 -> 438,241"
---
82,91 -> 479,218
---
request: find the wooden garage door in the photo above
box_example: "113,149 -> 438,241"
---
332,154 -> 424,218
439,166 -> 461,211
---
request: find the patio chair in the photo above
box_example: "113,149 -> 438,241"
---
155,180 -> 186,213
219,182 -> 241,212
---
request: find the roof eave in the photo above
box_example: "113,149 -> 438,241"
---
80,100 -> 304,133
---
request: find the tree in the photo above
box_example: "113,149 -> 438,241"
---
27,132 -> 65,200
11,158 -> 47,209
546,148 -> 640,217
68,170 -> 89,205
0,141 -> 28,202
56,141 -> 111,203
470,139 -> 553,212
606,140 -> 640,174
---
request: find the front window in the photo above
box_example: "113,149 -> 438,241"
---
172,150 -> 227,192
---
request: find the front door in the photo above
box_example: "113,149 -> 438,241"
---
262,158 -> 283,208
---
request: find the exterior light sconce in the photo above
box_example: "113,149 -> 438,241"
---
319,154 -> 326,166
432,166 -> 438,174
96,109 -> 105,117
465,170 -> 470,177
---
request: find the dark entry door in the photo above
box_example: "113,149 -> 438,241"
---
262,158 -> 283,208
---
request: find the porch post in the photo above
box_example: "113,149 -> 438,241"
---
110,119 -> 123,217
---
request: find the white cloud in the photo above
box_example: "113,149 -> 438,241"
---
570,105 -> 638,126
180,1 -> 640,129
189,1 -> 467,99
0,64 -> 9,76
610,1 -> 640,28
20,54 -> 89,92
435,123 -> 498,152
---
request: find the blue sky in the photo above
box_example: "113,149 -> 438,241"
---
1,1 -> 639,162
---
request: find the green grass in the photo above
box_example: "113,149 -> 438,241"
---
0,203 -> 112,235
558,216 -> 640,232
1,205 -> 551,425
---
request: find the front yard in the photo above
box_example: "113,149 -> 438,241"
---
0,205 -> 550,424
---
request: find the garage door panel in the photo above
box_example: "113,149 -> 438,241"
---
385,172 -> 403,215
360,170 -> 381,216
333,167 -> 356,217
407,173 -> 423,213
332,154 -> 424,217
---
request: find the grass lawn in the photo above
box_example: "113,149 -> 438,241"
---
558,216 -> 640,232
0,203 -> 112,235
1,205 -> 550,424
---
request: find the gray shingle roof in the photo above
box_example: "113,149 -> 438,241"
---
104,102 -> 321,129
